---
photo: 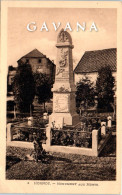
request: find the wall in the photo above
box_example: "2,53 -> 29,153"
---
19,57 -> 55,80
74,72 -> 116,86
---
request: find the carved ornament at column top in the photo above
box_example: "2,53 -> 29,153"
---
57,29 -> 72,45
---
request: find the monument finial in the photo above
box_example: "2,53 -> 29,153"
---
57,29 -> 72,44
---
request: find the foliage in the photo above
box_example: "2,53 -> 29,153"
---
12,125 -> 47,143
12,61 -> 35,113
76,76 -> 95,109
34,72 -> 53,110
8,65 -> 16,71
51,129 -> 92,148
96,66 -> 115,112
7,101 -> 15,111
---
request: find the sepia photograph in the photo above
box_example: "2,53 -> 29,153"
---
0,1 -> 122,194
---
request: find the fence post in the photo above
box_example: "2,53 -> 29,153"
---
107,116 -> 112,127
46,125 -> 52,147
92,129 -> 98,156
101,122 -> 106,136
7,123 -> 12,142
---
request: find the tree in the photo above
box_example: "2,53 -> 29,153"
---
96,65 -> 115,112
12,61 -> 35,113
34,72 -> 53,111
8,65 -> 16,71
76,76 -> 95,109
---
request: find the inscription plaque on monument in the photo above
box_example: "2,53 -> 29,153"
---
54,94 -> 69,113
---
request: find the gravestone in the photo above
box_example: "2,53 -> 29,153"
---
49,29 -> 79,126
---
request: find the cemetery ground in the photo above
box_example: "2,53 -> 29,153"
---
6,134 -> 116,180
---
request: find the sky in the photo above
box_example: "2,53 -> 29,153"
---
7,8 -> 117,69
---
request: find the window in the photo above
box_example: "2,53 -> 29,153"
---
26,59 -> 29,63
38,59 -> 41,63
11,77 -> 14,82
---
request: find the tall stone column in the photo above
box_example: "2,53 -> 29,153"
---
49,29 -> 79,126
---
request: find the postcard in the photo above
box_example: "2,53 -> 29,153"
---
0,1 -> 122,194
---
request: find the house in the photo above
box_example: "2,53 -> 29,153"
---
17,49 -> 56,82
8,49 -> 56,90
74,48 -> 117,85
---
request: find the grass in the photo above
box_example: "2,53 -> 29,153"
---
6,135 -> 116,180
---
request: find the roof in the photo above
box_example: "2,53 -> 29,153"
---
74,48 -> 117,74
18,49 -> 56,66
20,49 -> 46,59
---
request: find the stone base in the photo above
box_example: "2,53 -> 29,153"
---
49,112 -> 79,127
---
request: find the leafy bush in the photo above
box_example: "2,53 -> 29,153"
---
76,76 -> 95,109
51,129 -> 92,148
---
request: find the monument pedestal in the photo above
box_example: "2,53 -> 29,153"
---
49,112 -> 79,127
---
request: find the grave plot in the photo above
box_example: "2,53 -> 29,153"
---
7,112 -> 114,157
51,128 -> 92,148
11,117 -> 47,142
6,116 -> 48,150
44,118 -> 113,157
